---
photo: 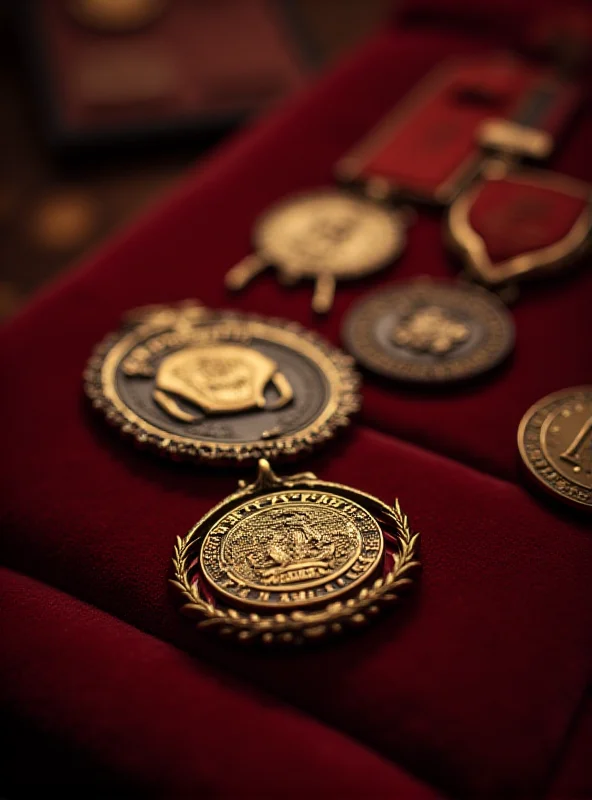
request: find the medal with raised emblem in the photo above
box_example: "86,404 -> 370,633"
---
171,459 -> 420,643
518,386 -> 592,511
225,188 -> 406,314
342,278 -> 515,384
84,302 -> 360,463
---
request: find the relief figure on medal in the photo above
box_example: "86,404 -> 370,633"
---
221,505 -> 361,591
116,333 -> 330,444
392,304 -> 470,356
289,207 -> 359,267
149,344 -> 293,422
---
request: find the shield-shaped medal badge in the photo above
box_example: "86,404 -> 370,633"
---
447,166 -> 592,286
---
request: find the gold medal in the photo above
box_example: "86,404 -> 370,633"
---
225,188 -> 406,314
342,278 -> 514,384
84,302 -> 360,464
518,387 -> 592,511
171,459 -> 420,644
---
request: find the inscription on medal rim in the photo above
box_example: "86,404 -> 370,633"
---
518,387 -> 592,510
200,489 -> 384,609
171,459 -> 421,645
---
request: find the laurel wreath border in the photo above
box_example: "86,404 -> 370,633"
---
170,497 -> 419,645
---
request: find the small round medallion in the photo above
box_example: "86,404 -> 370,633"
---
254,188 -> 404,281
226,188 -> 406,313
518,386 -> 592,510
342,278 -> 514,384
171,459 -> 420,644
201,490 -> 383,610
84,302 -> 360,464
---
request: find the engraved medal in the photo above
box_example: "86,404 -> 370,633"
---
84,302 -> 360,464
171,459 -> 420,644
342,278 -> 514,384
225,188 -> 406,314
518,386 -> 592,511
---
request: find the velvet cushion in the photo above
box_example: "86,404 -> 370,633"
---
0,567 -> 436,797
1,13 -> 591,800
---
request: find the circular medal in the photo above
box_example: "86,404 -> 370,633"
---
342,278 -> 514,384
69,0 -> 166,32
518,386 -> 592,511
225,188 -> 407,313
84,302 -> 360,464
171,459 -> 420,644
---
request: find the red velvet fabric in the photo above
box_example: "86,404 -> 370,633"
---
547,691 -> 592,799
0,567 -> 438,797
1,10 -> 591,799
352,55 -> 543,200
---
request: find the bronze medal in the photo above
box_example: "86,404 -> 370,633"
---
84,302 -> 360,464
171,459 -> 420,644
342,278 -> 514,384
225,188 -> 406,314
518,387 -> 592,511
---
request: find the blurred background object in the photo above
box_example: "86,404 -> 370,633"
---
0,0 -> 391,322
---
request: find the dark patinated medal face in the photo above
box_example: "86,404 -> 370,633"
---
253,189 -> 403,280
342,279 -> 514,384
85,303 -> 360,463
